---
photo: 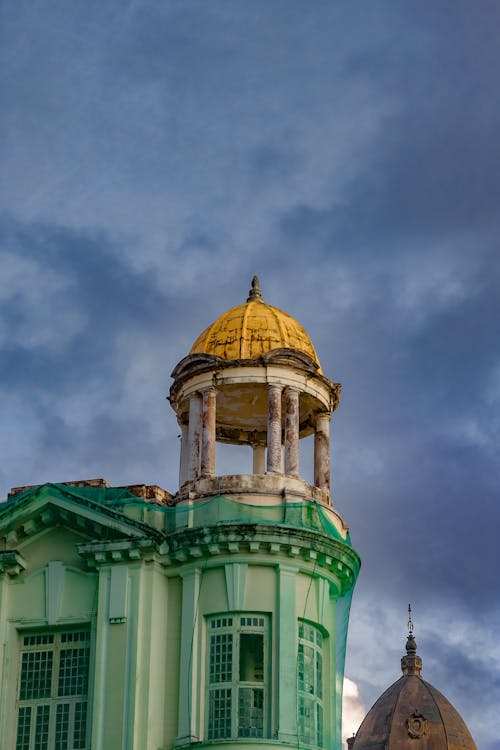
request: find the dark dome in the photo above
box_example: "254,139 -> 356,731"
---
352,634 -> 477,750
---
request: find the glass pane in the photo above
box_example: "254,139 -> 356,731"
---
298,622 -> 323,748
212,617 -> 232,628
210,633 -> 233,683
301,624 -> 316,644
73,702 -> 87,749
58,647 -> 90,697
298,644 -> 304,689
16,706 -> 32,750
61,631 -> 89,644
55,703 -> 70,750
302,645 -> 315,695
316,704 -> 323,747
208,688 -> 232,739
239,633 -> 263,682
19,651 -> 53,700
35,704 -> 50,750
24,635 -> 54,647
316,651 -> 323,699
298,696 -> 315,746
238,687 -> 263,737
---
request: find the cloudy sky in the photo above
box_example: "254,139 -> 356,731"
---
1,1 -> 499,747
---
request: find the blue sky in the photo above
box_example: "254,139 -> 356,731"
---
1,2 -> 500,746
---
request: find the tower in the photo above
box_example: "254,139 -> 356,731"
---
168,277 -> 360,750
0,277 -> 359,750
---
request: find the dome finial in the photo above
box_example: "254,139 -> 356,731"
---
401,603 -> 422,676
407,602 -> 414,638
247,275 -> 263,302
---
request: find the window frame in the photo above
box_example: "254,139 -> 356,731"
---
297,620 -> 324,748
15,628 -> 91,750
206,613 -> 270,741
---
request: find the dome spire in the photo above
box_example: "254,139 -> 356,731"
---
407,602 -> 415,641
401,603 -> 422,676
247,275 -> 264,302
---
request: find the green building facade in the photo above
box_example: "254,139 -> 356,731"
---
0,279 -> 360,750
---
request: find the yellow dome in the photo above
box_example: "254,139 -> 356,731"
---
190,277 -> 320,367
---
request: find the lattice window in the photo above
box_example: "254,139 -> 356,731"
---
298,621 -> 324,748
207,615 -> 268,740
15,629 -> 90,750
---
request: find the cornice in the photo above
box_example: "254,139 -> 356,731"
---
77,538 -> 162,567
75,522 -> 360,594
0,485 -> 163,549
163,523 -> 360,594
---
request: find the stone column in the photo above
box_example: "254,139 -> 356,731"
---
252,445 -> 266,474
179,424 -> 189,486
187,393 -> 203,481
284,387 -> 300,476
200,387 -> 217,477
267,384 -> 283,473
314,413 -> 331,493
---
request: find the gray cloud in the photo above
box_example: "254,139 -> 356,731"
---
1,2 -> 499,746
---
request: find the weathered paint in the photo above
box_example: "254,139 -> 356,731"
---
190,298 -> 321,368
267,384 -> 283,473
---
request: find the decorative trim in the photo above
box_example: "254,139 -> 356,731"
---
0,487 -> 162,549
0,550 -> 27,577
407,711 -> 428,739
224,563 -> 248,610
108,566 -> 129,623
164,524 -> 359,595
46,561 -> 65,624
78,539 -> 158,567
317,577 -> 330,623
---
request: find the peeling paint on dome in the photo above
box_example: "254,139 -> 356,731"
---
190,299 -> 321,368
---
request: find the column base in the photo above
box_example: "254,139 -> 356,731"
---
278,733 -> 299,744
175,735 -> 200,747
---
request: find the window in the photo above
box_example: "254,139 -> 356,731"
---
15,630 -> 90,750
297,621 -> 323,748
207,615 -> 268,740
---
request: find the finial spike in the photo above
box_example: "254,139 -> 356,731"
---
247,275 -> 264,302
401,602 -> 422,675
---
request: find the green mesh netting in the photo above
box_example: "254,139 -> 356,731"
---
166,495 -> 351,543
334,587 -> 354,750
4,484 -> 355,550
103,492 -> 354,547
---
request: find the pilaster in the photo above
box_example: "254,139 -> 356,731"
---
278,564 -> 298,743
176,568 -> 201,745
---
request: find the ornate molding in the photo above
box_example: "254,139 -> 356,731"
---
0,551 -> 27,577
163,523 -> 359,594
407,710 -> 428,739
78,538 -> 160,567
